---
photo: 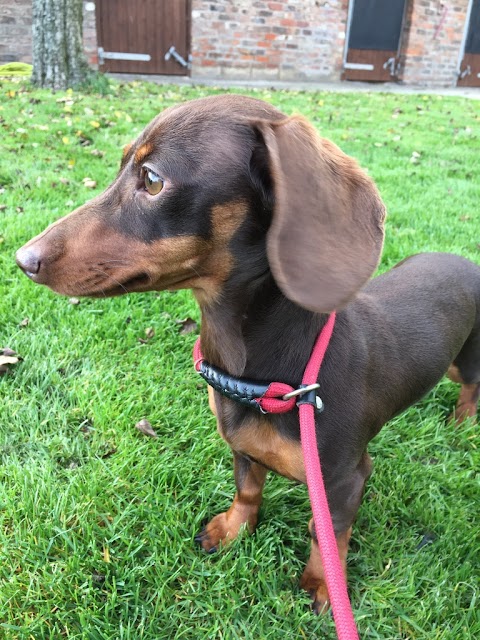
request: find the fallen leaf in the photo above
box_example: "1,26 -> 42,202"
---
69,297 -> 80,305
0,347 -> 17,357
100,447 -> 117,459
145,327 -> 155,340
410,151 -> 421,164
0,355 -> 19,366
103,545 -> 110,563
78,136 -> 92,147
91,149 -> 105,157
82,177 -> 97,188
176,317 -> 198,335
92,572 -> 106,584
0,348 -> 22,375
416,532 -> 436,551
19,317 -> 29,327
135,418 -> 158,438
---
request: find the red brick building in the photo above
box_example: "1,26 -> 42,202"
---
1,1 -> 479,88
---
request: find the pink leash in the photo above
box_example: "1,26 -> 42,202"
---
194,312 -> 359,639
299,312 -> 359,639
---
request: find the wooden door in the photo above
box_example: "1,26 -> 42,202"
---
343,0 -> 407,82
96,0 -> 190,75
458,0 -> 480,87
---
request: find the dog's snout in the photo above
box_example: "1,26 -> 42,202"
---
16,245 -> 41,279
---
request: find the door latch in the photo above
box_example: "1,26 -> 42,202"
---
458,65 -> 471,79
383,57 -> 398,76
164,46 -> 190,68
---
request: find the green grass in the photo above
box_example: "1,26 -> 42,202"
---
0,77 -> 479,639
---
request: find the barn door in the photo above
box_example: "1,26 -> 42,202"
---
96,0 -> 191,75
343,0 -> 407,82
457,0 -> 480,87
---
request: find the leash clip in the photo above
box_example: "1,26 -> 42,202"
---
283,383 -> 324,413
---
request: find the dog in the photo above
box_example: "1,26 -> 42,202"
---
16,94 -> 480,612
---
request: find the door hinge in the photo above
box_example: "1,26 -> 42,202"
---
98,47 -> 151,65
343,62 -> 374,71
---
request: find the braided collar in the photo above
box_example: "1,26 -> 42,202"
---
193,313 -> 336,414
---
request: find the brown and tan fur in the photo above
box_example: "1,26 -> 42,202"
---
16,94 -> 480,612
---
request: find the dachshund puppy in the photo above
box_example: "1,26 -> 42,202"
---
16,95 -> 480,612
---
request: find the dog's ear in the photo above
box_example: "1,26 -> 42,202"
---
254,116 -> 386,313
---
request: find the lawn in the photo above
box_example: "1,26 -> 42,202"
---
0,77 -> 479,639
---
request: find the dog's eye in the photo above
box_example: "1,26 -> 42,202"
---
143,168 -> 164,195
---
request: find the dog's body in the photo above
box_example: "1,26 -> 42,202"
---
16,95 -> 480,611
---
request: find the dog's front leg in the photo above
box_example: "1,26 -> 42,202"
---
300,520 -> 352,614
195,452 -> 267,553
300,451 -> 373,613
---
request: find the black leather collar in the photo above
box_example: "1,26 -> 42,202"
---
197,359 -> 271,412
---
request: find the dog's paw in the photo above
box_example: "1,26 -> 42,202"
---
194,512 -> 233,553
299,571 -> 330,614
447,406 -> 477,427
194,509 -> 254,553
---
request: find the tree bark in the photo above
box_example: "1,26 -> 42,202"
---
32,0 -> 90,89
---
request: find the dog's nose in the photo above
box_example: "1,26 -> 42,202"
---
16,246 -> 41,278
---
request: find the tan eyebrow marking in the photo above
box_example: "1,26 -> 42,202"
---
120,141 -> 134,170
134,142 -> 154,166
122,142 -> 133,159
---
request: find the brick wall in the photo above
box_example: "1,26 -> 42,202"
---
83,1 -> 98,67
0,1 -> 97,67
0,0 -> 32,64
0,1 -> 474,88
402,0 -> 468,86
191,0 -> 349,81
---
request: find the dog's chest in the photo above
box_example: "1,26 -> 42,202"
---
214,396 -> 306,483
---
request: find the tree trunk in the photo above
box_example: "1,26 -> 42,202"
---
32,0 -> 90,89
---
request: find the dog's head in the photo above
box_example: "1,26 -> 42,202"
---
16,94 -> 385,313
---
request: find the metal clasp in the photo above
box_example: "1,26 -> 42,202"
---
282,383 -> 320,400
284,384 -> 324,413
